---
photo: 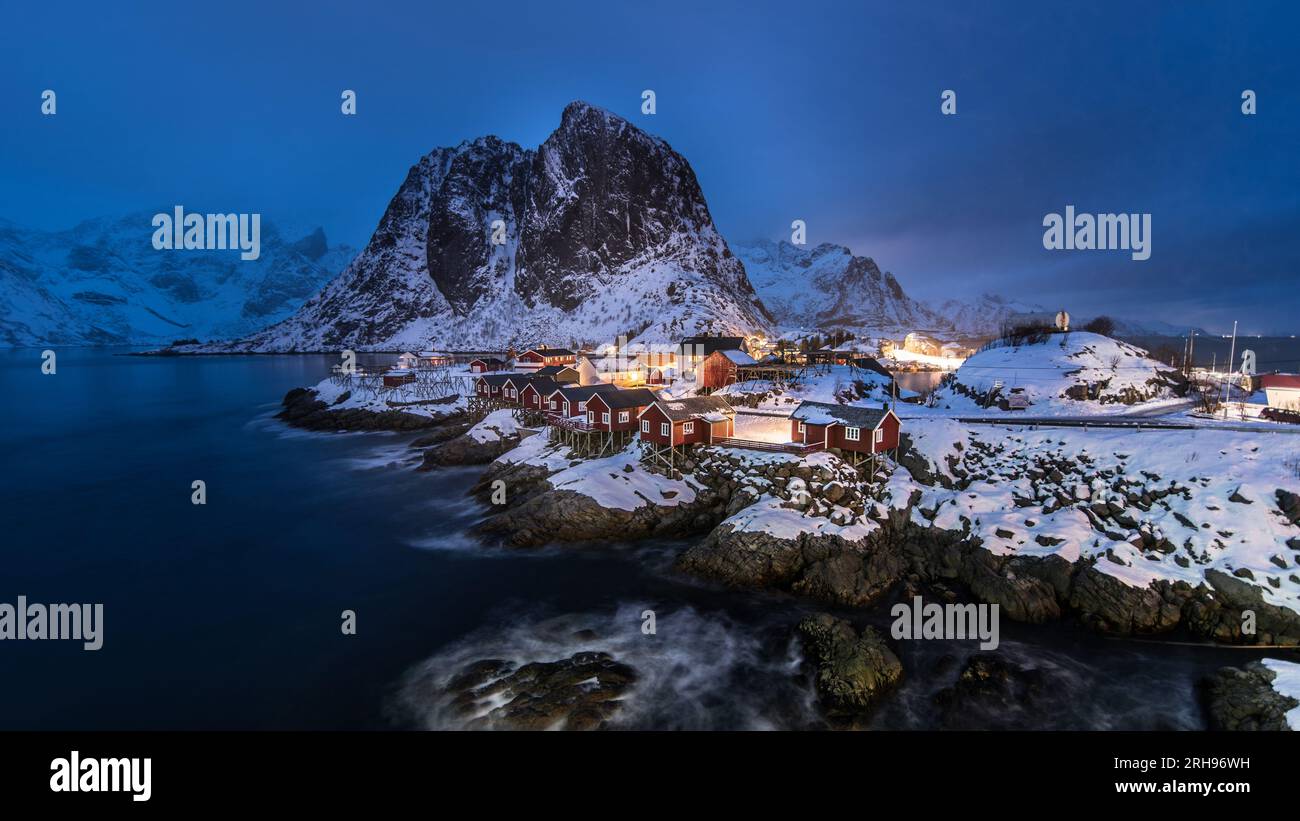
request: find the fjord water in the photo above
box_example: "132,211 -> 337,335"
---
0,349 -> 1261,730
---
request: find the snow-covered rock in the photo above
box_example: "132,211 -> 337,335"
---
936,331 -> 1186,413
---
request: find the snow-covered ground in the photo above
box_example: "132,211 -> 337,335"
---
732,413 -> 792,442
1261,659 -> 1300,730
890,418 -> 1300,613
307,365 -> 473,419
710,364 -> 907,411
467,409 -> 522,443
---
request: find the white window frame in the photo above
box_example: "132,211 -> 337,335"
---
587,411 -> 594,424
550,400 -> 557,410
619,411 -> 630,423
602,412 -> 610,424
660,422 -> 670,437
683,421 -> 695,434
845,426 -> 861,442
873,427 -> 884,444
797,421 -> 806,433
578,401 -> 587,412
641,420 -> 649,433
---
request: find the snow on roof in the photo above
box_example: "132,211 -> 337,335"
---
791,400 -> 890,428
591,388 -> 658,409
649,395 -> 735,421
721,349 -> 758,365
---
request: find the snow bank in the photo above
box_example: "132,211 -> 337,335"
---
1261,659 -> 1300,730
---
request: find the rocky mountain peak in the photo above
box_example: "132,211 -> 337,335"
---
233,102 -> 770,352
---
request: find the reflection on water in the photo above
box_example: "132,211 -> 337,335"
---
892,370 -> 946,394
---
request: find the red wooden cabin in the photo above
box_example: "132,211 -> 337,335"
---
545,383 -> 620,418
518,347 -> 577,368
518,379 -> 561,411
637,396 -> 736,446
469,357 -> 506,373
584,388 -> 657,432
789,401 -> 900,455
699,349 -> 757,390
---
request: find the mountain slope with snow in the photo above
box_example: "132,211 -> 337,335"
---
0,215 -> 352,347
228,102 -> 772,353
734,239 -> 942,336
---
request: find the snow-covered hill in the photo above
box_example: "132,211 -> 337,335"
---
0,214 -> 352,347
733,239 -> 942,336
935,331 -> 1188,414
224,102 -> 772,353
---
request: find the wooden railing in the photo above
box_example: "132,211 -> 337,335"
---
713,438 -> 824,455
549,415 -> 597,433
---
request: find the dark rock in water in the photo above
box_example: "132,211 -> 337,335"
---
444,652 -> 637,730
277,387 -> 457,432
797,613 -> 902,720
476,484 -> 724,548
419,427 -> 525,469
409,423 -> 472,448
933,655 -> 1049,729
1202,661 -> 1299,731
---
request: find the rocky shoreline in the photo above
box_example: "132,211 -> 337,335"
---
277,387 -> 464,433
285,392 -> 1300,729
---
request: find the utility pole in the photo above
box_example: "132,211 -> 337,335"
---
1220,320 -> 1238,416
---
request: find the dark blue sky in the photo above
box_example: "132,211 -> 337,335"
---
3,1 -> 1297,333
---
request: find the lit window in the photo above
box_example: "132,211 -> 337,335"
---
845,426 -> 861,441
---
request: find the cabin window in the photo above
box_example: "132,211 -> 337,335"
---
874,428 -> 884,444
550,400 -> 557,410
602,412 -> 610,424
618,411 -> 630,423
845,426 -> 861,441
683,421 -> 695,434
587,411 -> 594,424
797,421 -> 806,433
641,420 -> 649,433
661,422 -> 670,437
578,401 -> 587,412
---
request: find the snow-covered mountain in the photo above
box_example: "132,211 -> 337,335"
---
0,214 -> 352,347
733,239 -> 943,336
927,293 -> 1046,339
228,102 -> 772,352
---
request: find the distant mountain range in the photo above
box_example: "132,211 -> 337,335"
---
732,240 -> 941,335
0,214 -> 352,347
0,104 -> 1216,350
